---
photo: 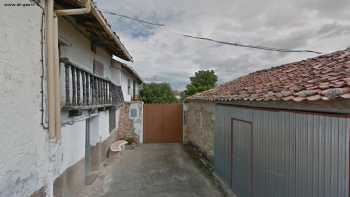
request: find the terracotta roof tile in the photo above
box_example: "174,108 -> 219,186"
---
188,49 -> 350,103
341,93 -> 350,99
307,94 -> 322,101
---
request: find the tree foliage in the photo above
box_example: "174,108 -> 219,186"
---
185,70 -> 218,96
140,83 -> 177,104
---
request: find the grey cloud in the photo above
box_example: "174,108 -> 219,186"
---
143,75 -> 165,82
97,0 -> 350,90
144,71 -> 190,90
297,0 -> 350,18
212,54 -> 273,83
265,29 -> 317,58
317,23 -> 350,39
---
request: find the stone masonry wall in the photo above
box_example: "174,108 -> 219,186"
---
184,101 -> 216,162
117,103 -> 139,144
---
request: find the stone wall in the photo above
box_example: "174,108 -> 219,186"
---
117,103 -> 140,144
184,101 -> 216,162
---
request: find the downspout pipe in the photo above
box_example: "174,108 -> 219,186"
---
47,0 -> 92,140
55,0 -> 133,62
55,0 -> 91,16
47,0 -> 56,140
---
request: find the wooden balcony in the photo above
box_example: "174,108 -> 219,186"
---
61,59 -> 124,111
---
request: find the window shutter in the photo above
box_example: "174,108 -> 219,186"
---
93,60 -> 104,77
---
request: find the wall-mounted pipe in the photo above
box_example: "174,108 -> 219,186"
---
47,0 -> 92,141
56,0 -> 132,62
55,0 -> 91,16
47,0 -> 57,140
53,14 -> 61,139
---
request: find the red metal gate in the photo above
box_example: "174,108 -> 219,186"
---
143,104 -> 183,143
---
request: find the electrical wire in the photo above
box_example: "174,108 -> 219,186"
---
102,9 -> 322,55
30,0 -> 44,10
61,112 -> 99,127
182,35 -> 322,54
103,10 -> 166,27
38,1 -> 48,129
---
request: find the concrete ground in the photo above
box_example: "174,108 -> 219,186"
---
78,143 -> 224,197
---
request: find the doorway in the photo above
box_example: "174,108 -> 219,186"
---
143,104 -> 183,143
231,118 -> 253,197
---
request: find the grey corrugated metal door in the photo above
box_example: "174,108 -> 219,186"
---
215,105 -> 350,197
231,119 -> 253,197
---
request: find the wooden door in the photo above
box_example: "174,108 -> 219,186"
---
144,104 -> 183,143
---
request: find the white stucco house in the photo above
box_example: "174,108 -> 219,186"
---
111,59 -> 143,102
0,0 -> 142,196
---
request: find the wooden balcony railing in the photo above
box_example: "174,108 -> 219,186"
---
61,59 -> 124,110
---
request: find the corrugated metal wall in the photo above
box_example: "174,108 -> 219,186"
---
231,119 -> 253,197
215,104 -> 350,197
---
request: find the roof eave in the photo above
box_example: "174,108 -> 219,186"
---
187,98 -> 350,114
91,7 -> 133,62
122,64 -> 143,83
112,60 -> 143,83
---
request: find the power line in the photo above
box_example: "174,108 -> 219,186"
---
103,10 -> 166,27
183,35 -> 322,54
102,9 -> 322,55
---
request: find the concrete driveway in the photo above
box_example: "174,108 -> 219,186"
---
101,143 -> 224,197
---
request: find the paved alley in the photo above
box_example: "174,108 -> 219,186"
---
79,144 -> 224,197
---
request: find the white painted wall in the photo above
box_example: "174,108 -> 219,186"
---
89,111 -> 110,146
58,17 -> 114,164
121,69 -> 132,101
111,65 -> 122,86
0,6 -> 123,197
115,109 -> 121,133
60,120 -> 86,173
59,17 -> 113,78
121,70 -> 142,102
59,18 -> 115,106
0,2 -> 49,197
88,115 -> 98,147
95,47 -> 112,80
129,102 -> 144,143
98,111 -> 110,142
111,61 -> 142,102
58,18 -> 94,72
135,81 -> 141,97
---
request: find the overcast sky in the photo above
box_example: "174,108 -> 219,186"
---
96,0 -> 350,90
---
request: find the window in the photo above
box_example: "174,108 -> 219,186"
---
109,108 -> 116,133
133,80 -> 136,97
91,43 -> 96,54
127,79 -> 131,95
93,60 -> 104,77
130,108 -> 138,119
